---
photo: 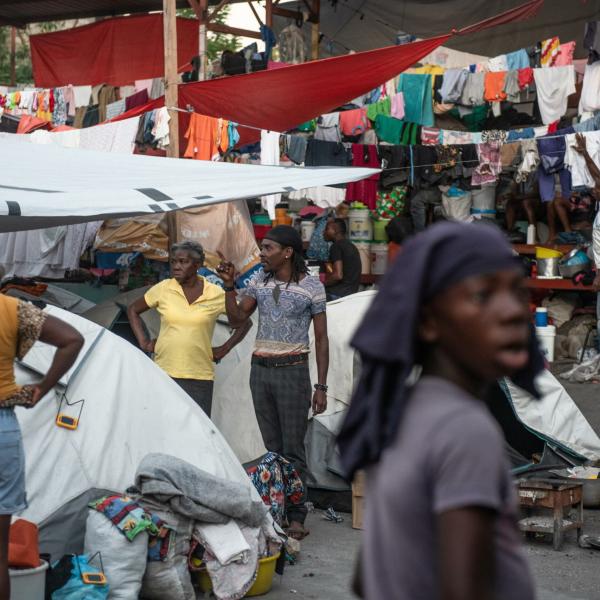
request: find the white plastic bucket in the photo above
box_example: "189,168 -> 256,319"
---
536,325 -> 556,362
371,243 -> 388,275
353,242 -> 371,275
348,210 -> 372,241
300,221 -> 315,243
10,559 -> 48,600
471,185 -> 497,219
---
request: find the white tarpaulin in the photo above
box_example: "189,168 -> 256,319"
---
14,305 -> 266,560
0,133 -> 377,232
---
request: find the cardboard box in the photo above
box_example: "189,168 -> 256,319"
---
352,470 -> 365,530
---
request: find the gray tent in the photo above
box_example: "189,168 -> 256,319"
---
276,0 -> 600,58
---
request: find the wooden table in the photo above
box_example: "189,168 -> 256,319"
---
517,479 -> 583,550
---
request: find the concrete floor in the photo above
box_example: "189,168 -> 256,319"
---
267,368 -> 600,600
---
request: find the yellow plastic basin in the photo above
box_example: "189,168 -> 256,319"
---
196,552 -> 280,597
535,246 -> 563,259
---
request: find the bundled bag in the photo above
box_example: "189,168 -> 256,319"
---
84,510 -> 148,599
46,554 -> 109,600
137,498 -> 195,600
375,186 -> 408,219
441,187 -> 472,222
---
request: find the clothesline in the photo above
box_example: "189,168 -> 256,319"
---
166,106 -> 264,133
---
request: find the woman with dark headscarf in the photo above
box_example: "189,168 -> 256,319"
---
127,241 -> 251,418
339,221 -> 542,600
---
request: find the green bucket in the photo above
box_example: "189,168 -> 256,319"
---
372,219 -> 390,242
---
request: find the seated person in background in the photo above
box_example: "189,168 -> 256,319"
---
503,178 -> 540,239
386,215 -> 414,264
323,218 -> 361,300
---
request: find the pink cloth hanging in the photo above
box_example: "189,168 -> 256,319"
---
345,144 -> 380,210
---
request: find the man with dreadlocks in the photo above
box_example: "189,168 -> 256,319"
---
218,225 -> 329,540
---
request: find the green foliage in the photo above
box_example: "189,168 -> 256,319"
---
178,5 -> 240,61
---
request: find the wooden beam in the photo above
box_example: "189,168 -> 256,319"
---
271,5 -> 302,22
247,1 -> 264,26
265,0 -> 273,28
199,0 -> 208,80
163,0 -> 180,249
207,22 -> 262,39
207,0 -> 231,22
9,27 -> 16,86
186,0 -> 201,18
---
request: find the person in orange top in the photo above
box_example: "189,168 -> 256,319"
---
385,215 -> 414,264
0,287 -> 83,600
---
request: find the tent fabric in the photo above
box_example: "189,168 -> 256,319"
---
0,131 -> 377,233
30,14 -> 199,88
111,0 -> 544,145
279,0 -> 595,59
14,305 -> 266,559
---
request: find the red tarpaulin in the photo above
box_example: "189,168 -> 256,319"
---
30,14 -> 199,87
112,0 -> 544,147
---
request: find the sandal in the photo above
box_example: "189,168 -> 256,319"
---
285,523 -> 310,541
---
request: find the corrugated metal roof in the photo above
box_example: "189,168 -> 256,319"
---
0,1 -> 222,26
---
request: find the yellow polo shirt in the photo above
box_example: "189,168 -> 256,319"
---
144,277 -> 226,381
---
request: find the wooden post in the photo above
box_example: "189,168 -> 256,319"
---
310,0 -> 320,60
9,27 -> 16,86
199,0 -> 208,81
265,0 -> 273,28
163,0 -> 180,244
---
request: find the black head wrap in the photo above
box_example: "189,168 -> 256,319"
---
264,225 -> 303,254
337,221 -> 544,479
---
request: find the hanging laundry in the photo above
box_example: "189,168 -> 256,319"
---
151,107 -> 171,149
73,85 -> 92,108
119,85 -> 136,100
488,55 -> 509,72
183,113 -> 229,161
374,115 -> 404,145
564,131 -> 600,189
516,140 -> 540,182
52,87 -> 67,126
284,135 -> 307,164
97,85 -> 117,122
125,89 -> 149,112
534,65 -> 575,125
579,62 -> 600,115
440,130 -> 475,145
397,73 -> 434,127
105,99 -> 126,120
79,117 -> 141,153
460,72 -> 485,106
135,79 -> 154,95
536,129 -> 574,202
260,129 -> 282,219
506,49 -> 530,71
555,41 -> 576,67
314,112 -> 341,143
518,67 -> 534,89
390,94 -> 405,120
305,139 -> 351,167
366,97 -> 391,122
278,24 -> 305,64
527,44 -> 542,68
584,22 -> 600,64
150,78 -> 165,100
439,69 -> 469,103
287,186 -> 346,209
345,144 -> 380,209
62,85 -> 76,118
228,121 -> 240,149
472,142 -> 502,186
339,108 -> 369,138
540,37 -> 561,67
503,70 -> 521,103
421,127 -> 441,145
484,71 -> 507,103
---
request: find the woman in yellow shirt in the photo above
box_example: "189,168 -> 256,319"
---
127,241 -> 251,417
0,290 -> 83,600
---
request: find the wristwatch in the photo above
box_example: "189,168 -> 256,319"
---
223,286 -> 235,292
314,383 -> 328,392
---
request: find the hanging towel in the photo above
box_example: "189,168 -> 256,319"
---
374,115 -> 404,145
398,73 -> 434,127
260,129 -> 282,219
390,93 -> 405,120
484,72 -> 507,102
488,55 -> 509,72
460,72 -> 485,106
366,97 -> 391,122
534,65 -> 575,124
540,37 -> 561,67
506,49 -> 530,71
